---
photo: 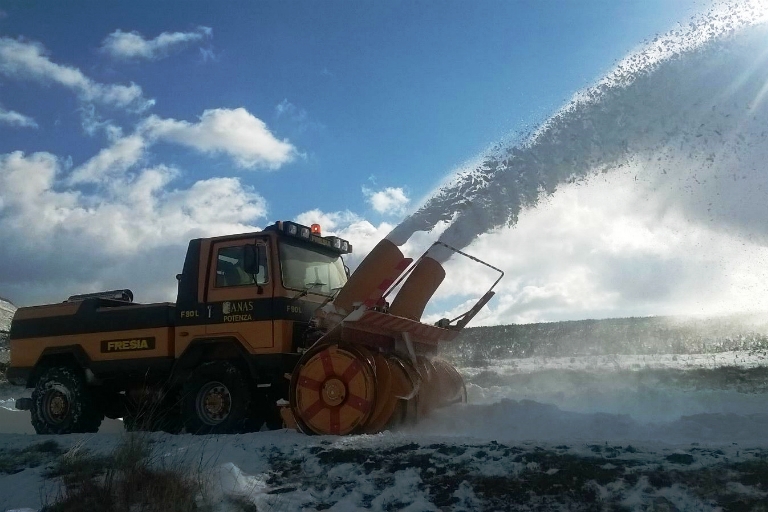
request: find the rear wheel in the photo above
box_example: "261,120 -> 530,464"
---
31,367 -> 103,434
182,361 -> 251,434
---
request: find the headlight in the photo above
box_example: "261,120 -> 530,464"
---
300,227 -> 310,238
286,223 -> 298,236
341,241 -> 349,252
333,238 -> 341,249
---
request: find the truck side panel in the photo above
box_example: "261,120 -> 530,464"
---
10,301 -> 174,339
10,327 -> 175,368
9,300 -> 175,385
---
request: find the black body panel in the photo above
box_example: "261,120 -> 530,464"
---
10,300 -> 175,339
5,366 -> 30,386
176,238 -> 201,307
175,297 -> 319,326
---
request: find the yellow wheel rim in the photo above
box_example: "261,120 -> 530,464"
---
362,353 -> 398,434
294,345 -> 376,435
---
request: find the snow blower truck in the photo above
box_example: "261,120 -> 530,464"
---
7,221 -> 502,435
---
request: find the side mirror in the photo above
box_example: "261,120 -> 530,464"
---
243,244 -> 263,275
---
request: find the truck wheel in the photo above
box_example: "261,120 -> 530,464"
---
182,361 -> 251,434
30,367 -> 103,434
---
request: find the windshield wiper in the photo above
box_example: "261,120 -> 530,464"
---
290,282 -> 327,302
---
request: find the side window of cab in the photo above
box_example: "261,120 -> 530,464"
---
215,244 -> 268,288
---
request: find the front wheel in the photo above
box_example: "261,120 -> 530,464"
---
182,361 -> 251,434
30,367 -> 103,434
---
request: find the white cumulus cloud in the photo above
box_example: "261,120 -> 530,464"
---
363,186 -> 409,215
0,37 -> 153,111
141,108 -> 297,170
101,26 -> 213,61
0,107 -> 38,128
69,107 -> 297,184
294,209 -> 361,232
69,133 -> 147,184
0,151 -> 267,305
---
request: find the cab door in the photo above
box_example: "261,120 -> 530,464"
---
205,238 -> 274,350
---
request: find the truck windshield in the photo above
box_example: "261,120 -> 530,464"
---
279,239 -> 348,295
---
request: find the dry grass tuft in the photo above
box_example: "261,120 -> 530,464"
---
42,434 -> 213,512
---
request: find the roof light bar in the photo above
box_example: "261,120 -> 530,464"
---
276,221 -> 353,254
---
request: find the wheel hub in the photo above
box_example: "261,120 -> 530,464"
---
197,382 -> 231,424
46,392 -> 69,422
322,378 -> 346,406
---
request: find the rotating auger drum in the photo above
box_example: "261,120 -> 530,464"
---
286,238 -> 503,435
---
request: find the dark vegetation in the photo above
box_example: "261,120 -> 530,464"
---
3,434 -> 768,510
264,441 -> 768,511
465,364 -> 768,395
40,435 -> 214,512
0,439 -> 63,475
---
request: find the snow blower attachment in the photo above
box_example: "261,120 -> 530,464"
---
285,240 -> 504,435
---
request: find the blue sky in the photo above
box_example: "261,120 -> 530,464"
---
7,0 -> 768,325
1,1 -> 703,218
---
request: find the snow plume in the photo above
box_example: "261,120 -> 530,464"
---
389,0 -> 768,261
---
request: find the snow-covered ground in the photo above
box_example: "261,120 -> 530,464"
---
2,350 -> 768,511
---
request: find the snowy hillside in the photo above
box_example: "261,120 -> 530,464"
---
0,298 -> 14,366
447,313 -> 768,362
0,297 -> 14,334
